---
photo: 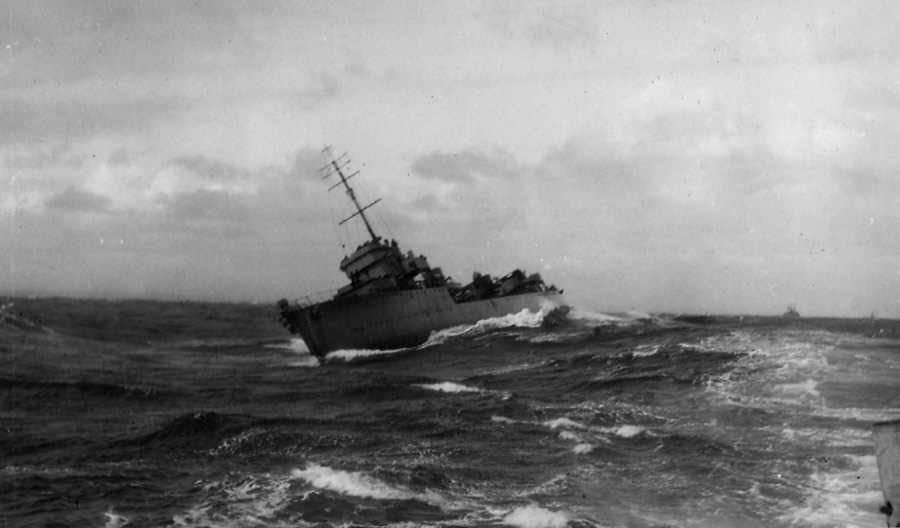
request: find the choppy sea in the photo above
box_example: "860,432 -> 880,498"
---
2,297 -> 899,528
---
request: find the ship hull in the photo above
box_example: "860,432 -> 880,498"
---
281,287 -> 567,357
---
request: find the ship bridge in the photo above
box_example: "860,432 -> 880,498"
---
336,237 -> 447,298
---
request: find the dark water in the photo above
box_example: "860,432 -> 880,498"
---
2,297 -> 899,528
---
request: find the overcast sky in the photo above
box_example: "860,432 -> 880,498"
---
3,1 -> 898,317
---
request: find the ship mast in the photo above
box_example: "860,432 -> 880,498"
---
321,146 -> 381,241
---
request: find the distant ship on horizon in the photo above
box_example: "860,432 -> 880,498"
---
783,304 -> 801,318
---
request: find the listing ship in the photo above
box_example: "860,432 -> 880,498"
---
278,149 -> 568,359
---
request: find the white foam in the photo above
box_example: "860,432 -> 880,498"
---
492,415 -> 517,424
502,504 -> 568,528
209,429 -> 262,456
325,347 -> 408,362
416,381 -> 483,394
291,463 -> 414,501
172,473 -> 295,528
611,425 -> 644,438
476,308 -> 547,330
286,338 -> 309,354
558,430 -> 581,441
778,455 -> 883,528
566,307 -> 627,323
777,378 -> 821,398
543,417 -> 587,430
624,310 -> 655,320
103,510 -> 130,528
573,443 -> 595,454
420,323 -> 481,348
545,416 -> 644,445
700,332 -> 839,413
632,345 -> 659,357
288,355 -> 319,368
266,339 -> 319,367
422,307 -> 561,349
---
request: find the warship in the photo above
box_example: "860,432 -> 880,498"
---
278,149 -> 568,359
783,304 -> 801,318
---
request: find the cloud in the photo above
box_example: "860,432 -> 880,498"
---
2,1 -> 897,315
0,94 -> 185,146
295,73 -> 342,109
166,154 -> 253,183
4,145 -> 341,299
488,1 -> 600,52
521,5 -> 600,50
44,186 -> 112,213
4,142 -> 86,170
161,189 -> 249,222
408,193 -> 445,214
6,1 -> 259,85
411,149 -> 519,183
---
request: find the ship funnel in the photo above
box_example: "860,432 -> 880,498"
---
874,419 -> 900,526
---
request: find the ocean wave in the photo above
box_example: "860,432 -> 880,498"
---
0,302 -> 51,333
11,297 -> 898,528
701,332 -> 844,413
292,463 -> 416,500
420,307 -> 563,349
0,377 -> 162,400
606,425 -> 645,438
290,463 -> 454,511
541,416 -> 647,453
566,308 -> 630,324
168,337 -> 273,349
468,307 -> 550,331
572,443 -> 594,454
137,411 -> 244,449
579,374 -> 669,390
543,417 -> 588,430
170,465 -> 461,527
172,472 -> 297,527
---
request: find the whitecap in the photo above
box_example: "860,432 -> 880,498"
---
573,443 -> 594,454
291,463 -> 413,500
777,378 -> 821,398
502,504 -> 568,528
325,347 -> 408,362
470,308 -> 547,331
288,355 -> 319,368
624,310 -> 655,320
543,417 -> 587,430
422,307 -> 563,349
632,345 -> 659,357
566,307 -> 627,323
172,473 -> 294,527
285,338 -> 310,354
416,381 -> 483,394
558,430 -> 581,441
103,510 -> 130,528
777,454 -> 883,528
612,425 -> 644,438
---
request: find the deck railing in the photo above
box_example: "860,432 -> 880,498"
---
293,289 -> 338,308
